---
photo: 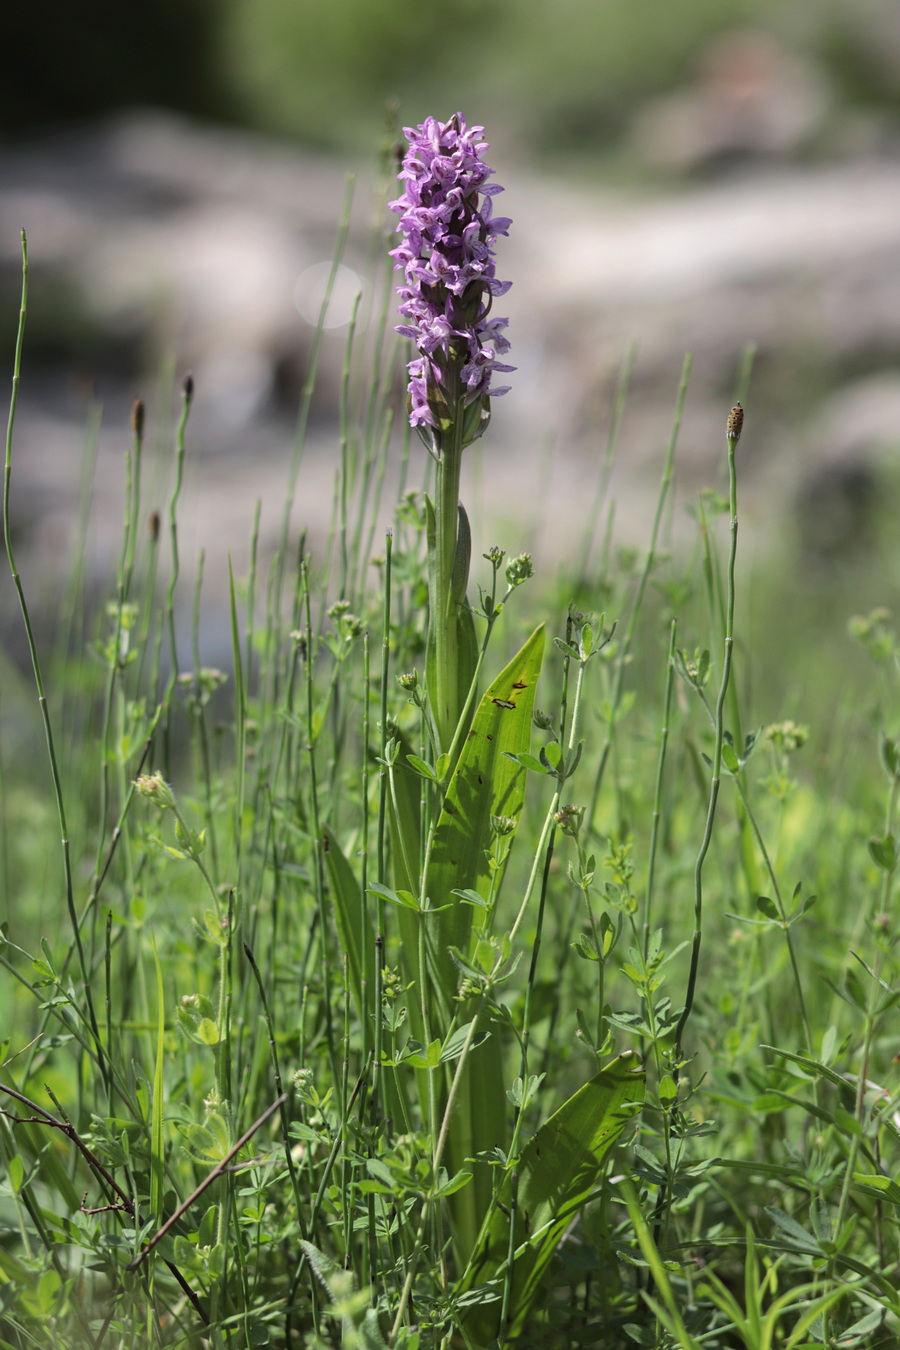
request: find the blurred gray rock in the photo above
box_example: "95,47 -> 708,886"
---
631,29 -> 832,172
3,108 -> 900,618
0,111 -> 363,426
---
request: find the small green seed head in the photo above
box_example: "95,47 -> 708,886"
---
765,720 -> 809,752
134,772 -> 175,809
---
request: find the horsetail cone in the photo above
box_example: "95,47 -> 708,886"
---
727,402 -> 744,443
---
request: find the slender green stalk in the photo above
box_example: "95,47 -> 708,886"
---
389,1000 -> 489,1342
831,768 -> 900,1260
360,630 -> 379,1296
301,562 -> 338,1083
164,376 -> 192,680
3,233 -> 106,1076
513,615 -> 578,1103
94,399 -> 143,902
588,355 -> 691,827
275,178 -> 355,607
578,340 -> 638,579
246,497 -> 262,694
229,556 -> 248,875
162,374 -> 193,775
358,403 -> 396,601
372,531 -> 392,1121
674,410 -> 741,1064
360,632 -> 371,1065
731,774 -> 813,1054
191,550 -> 221,880
338,291 -> 362,600
644,620 -> 677,958
56,392 -> 102,678
430,418 -> 465,752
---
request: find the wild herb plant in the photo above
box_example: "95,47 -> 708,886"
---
0,113 -> 899,1350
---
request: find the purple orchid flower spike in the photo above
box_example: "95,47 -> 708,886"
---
390,113 -> 514,455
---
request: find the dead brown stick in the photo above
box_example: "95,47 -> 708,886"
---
126,1091 -> 287,1272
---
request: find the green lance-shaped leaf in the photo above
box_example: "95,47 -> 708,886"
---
386,722 -> 425,1040
428,623 -> 545,988
427,624 -> 545,1261
386,722 -> 422,901
426,498 -> 479,753
390,626 -> 545,1016
451,501 -> 479,713
457,1052 -> 645,1345
322,827 -> 375,1027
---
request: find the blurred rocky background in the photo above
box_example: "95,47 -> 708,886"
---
3,0 -> 900,652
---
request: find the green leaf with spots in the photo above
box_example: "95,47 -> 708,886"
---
458,1052 -> 645,1344
424,625 -> 544,1263
426,623 -> 545,997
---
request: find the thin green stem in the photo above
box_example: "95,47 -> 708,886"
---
3,233 -> 105,1076
302,563 -> 338,1084
373,530 -> 392,1123
588,355 -> 691,827
674,422 -> 740,1064
275,178 -> 355,609
578,340 -> 637,579
732,774 -> 813,1055
644,620 -> 677,959
338,291 -> 362,600
431,424 -> 465,752
162,375 -> 193,775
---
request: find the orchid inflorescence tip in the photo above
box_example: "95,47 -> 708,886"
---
390,113 -> 514,451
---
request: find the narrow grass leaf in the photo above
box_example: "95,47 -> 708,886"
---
765,1205 -> 820,1253
440,1021 -> 490,1063
760,1045 -> 852,1093
150,930 -> 165,1220
852,1173 -> 900,1206
323,825 -> 375,1023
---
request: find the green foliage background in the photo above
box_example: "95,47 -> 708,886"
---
4,0 -> 898,167
218,0 -> 898,158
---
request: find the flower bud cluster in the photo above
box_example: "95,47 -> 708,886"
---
505,552 -> 533,587
390,113 -> 514,448
134,772 -> 175,809
554,803 -> 584,838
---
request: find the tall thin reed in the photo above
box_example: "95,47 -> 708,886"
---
3,233 -> 105,1081
674,402 -> 743,1064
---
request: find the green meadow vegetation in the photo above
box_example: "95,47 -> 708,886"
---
216,0 -> 897,164
1,119 -> 900,1350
